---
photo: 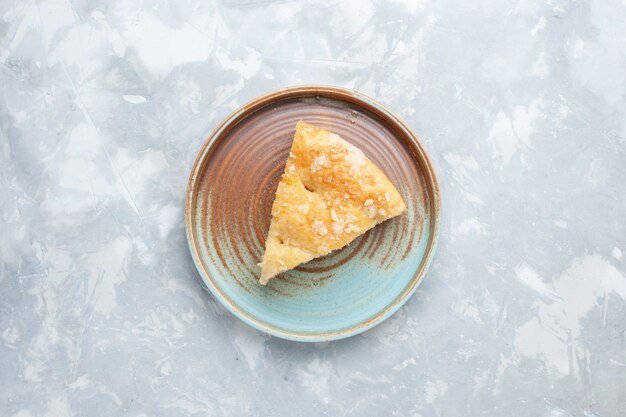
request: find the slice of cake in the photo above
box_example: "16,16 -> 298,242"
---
259,122 -> 406,284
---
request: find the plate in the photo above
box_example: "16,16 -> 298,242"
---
185,85 -> 440,341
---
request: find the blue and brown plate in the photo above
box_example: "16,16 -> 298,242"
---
185,85 -> 440,342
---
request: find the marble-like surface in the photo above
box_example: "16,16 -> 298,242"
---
1,0 -> 625,415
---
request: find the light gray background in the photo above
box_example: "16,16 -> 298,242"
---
1,0 -> 625,416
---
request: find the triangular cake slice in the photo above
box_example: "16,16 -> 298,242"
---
259,122 -> 406,284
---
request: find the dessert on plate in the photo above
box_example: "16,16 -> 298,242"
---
259,122 -> 406,285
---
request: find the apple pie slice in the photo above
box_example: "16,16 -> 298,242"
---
259,122 -> 406,284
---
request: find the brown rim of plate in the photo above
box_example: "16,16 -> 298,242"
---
185,84 -> 441,341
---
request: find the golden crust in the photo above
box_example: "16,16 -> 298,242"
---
259,122 -> 406,284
